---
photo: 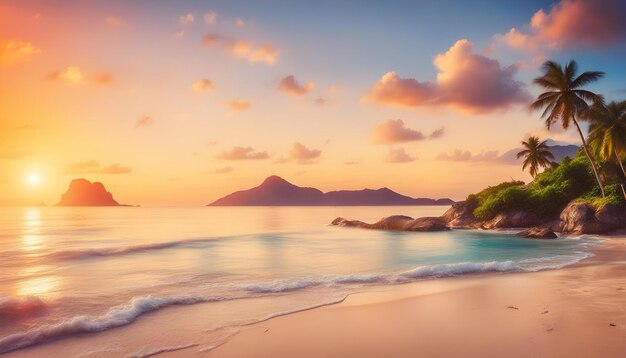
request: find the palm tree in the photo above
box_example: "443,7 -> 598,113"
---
586,101 -> 626,198
516,136 -> 555,178
531,60 -> 606,197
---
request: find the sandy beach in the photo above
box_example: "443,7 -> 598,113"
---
200,235 -> 626,358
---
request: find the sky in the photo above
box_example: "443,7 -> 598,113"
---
1,0 -> 625,206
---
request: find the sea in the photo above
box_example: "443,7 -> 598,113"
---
0,206 -> 598,355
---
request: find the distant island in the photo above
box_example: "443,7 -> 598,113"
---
56,179 -> 127,206
208,175 -> 454,206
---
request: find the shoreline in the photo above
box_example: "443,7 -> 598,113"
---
4,232 -> 624,357
198,233 -> 626,358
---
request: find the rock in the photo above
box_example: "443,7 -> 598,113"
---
330,215 -> 449,232
55,179 -> 121,206
441,200 -> 482,228
559,201 -> 626,234
516,227 -> 558,239
484,211 -> 543,229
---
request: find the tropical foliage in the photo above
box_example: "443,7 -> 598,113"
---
516,136 -> 554,178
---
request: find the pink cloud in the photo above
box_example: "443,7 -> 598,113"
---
429,127 -> 445,139
47,66 -> 83,84
226,40 -> 251,58
364,40 -> 529,114
66,160 -> 132,174
179,13 -> 194,25
203,11 -> 217,25
385,147 -> 416,163
94,73 -> 114,85
208,166 -> 234,174
192,79 -> 213,92
215,147 -> 269,160
202,34 -> 279,65
228,99 -> 251,112
286,142 -> 321,164
105,16 -> 124,27
371,119 -> 425,144
436,149 -> 501,162
278,75 -> 314,96
495,0 -> 626,51
135,116 -> 154,128
248,44 -> 279,65
0,40 -> 40,64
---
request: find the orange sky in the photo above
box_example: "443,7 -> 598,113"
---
1,0 -> 624,206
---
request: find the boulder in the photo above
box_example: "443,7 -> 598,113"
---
404,217 -> 449,231
516,227 -> 558,239
560,201 -> 626,234
483,210 -> 543,229
330,215 -> 449,232
441,200 -> 482,228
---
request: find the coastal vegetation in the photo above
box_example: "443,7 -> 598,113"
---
470,60 -> 626,221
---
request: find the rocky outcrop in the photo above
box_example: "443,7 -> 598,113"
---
55,179 -> 121,206
560,201 -> 626,234
441,200 -> 481,228
331,215 -> 449,231
516,227 -> 558,239
482,211 -> 544,229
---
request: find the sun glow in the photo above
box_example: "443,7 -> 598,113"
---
26,174 -> 41,186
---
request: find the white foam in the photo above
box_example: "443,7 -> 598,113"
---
0,295 -> 223,354
398,260 -> 520,281
331,274 -> 384,284
243,279 -> 321,293
130,343 -> 199,358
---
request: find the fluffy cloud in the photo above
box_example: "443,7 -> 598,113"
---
179,13 -> 194,25
66,160 -> 132,174
226,40 -> 252,58
135,116 -> 154,128
228,99 -> 251,112
249,44 -> 279,65
280,142 -> 321,164
202,33 -> 223,47
429,127 -> 445,139
204,11 -> 217,25
364,40 -> 530,114
385,147 -> 416,163
278,75 -> 315,96
47,66 -> 83,84
436,149 -> 501,162
371,119 -> 425,144
235,18 -> 246,28
192,79 -> 213,92
215,146 -> 269,160
495,0 -> 626,52
0,40 -> 40,64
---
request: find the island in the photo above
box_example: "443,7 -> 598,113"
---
55,178 -> 127,206
208,175 -> 454,206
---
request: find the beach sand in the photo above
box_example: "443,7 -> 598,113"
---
201,235 -> 626,358
6,235 -> 626,358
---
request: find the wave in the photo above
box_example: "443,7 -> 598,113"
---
397,260 -> 520,281
0,294 -> 226,354
0,296 -> 48,318
44,237 -> 224,261
243,279 -> 322,293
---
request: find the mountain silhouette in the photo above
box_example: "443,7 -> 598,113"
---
208,176 -> 454,206
55,179 -> 122,206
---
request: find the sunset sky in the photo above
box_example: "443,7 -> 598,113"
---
1,0 -> 625,206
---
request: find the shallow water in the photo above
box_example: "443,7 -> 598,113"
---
0,206 -> 597,354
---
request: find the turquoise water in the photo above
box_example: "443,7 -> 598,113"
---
0,206 -> 597,354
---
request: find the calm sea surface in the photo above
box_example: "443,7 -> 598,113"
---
0,206 -> 596,354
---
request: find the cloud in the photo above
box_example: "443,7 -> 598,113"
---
371,119 -> 425,144
47,66 -> 83,84
179,13 -> 194,25
66,160 -> 132,174
364,39 -> 530,114
208,166 -> 234,174
249,44 -> 279,65
215,147 -> 269,160
135,116 -> 154,128
173,30 -> 185,39
494,0 -> 626,52
202,34 -> 279,65
94,73 -> 114,85
385,147 -> 416,163
0,40 -> 40,64
105,16 -> 124,27
225,40 -> 252,58
228,99 -> 251,112
278,75 -> 315,96
280,142 -> 322,164
192,79 -> 213,92
235,18 -> 245,28
203,11 -> 217,25
436,149 -> 501,162
429,127 -> 445,139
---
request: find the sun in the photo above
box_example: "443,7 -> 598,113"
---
26,174 -> 41,186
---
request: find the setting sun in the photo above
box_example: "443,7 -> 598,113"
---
25,174 -> 41,186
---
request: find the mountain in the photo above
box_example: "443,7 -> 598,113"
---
208,176 -> 454,206
55,179 -> 122,206
500,144 -> 579,164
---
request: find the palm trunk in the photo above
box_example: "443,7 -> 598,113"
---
614,148 -> 626,200
572,116 -> 605,197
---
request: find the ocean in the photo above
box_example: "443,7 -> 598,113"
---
0,206 -> 597,355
